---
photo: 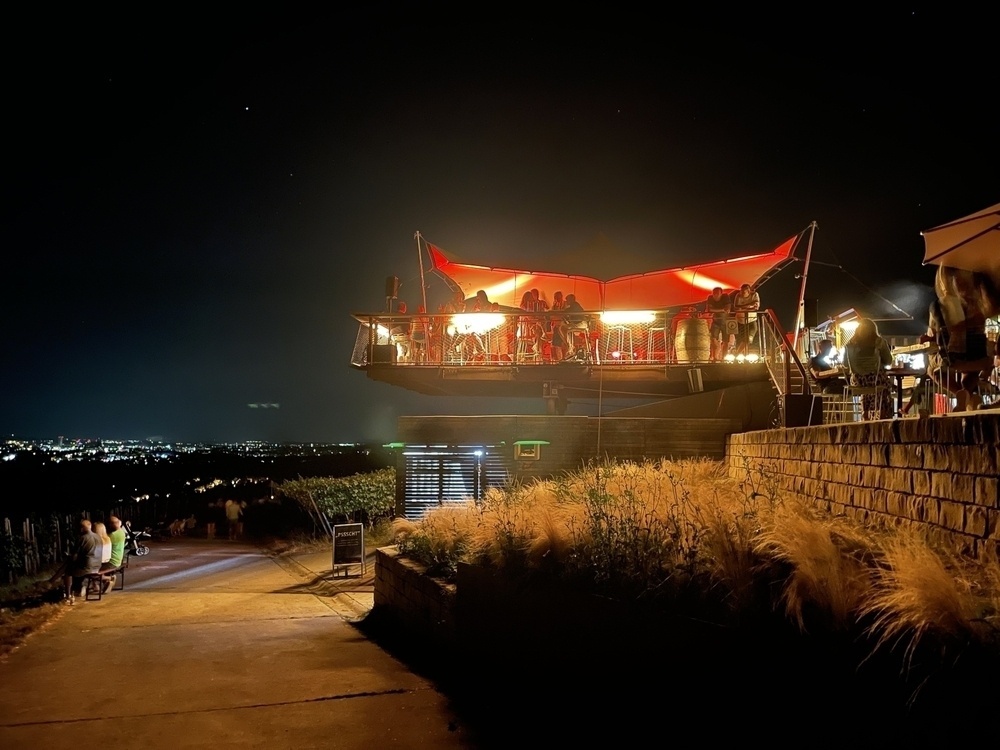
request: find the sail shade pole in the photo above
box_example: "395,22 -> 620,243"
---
414,230 -> 428,314
792,221 -> 818,352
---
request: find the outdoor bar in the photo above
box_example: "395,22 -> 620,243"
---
351,220 -> 1000,425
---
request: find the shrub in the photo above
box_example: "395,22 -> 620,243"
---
277,468 -> 395,530
860,530 -> 1000,664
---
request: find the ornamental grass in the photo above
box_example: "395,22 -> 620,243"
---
391,457 -> 1000,664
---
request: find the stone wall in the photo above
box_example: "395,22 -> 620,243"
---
725,412 -> 1000,555
373,547 -> 456,645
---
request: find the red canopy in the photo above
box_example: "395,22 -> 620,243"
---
427,234 -> 800,310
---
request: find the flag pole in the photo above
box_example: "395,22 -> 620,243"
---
414,230 -> 428,314
792,221 -> 817,353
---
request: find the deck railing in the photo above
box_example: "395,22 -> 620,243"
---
350,309 -> 780,367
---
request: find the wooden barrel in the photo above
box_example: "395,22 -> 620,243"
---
674,317 -> 711,363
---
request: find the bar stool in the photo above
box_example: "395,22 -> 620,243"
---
603,325 -> 633,361
646,324 -> 667,362
565,323 -> 592,362
515,318 -> 541,364
822,389 -> 853,424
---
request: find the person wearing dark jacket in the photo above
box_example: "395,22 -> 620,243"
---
63,519 -> 102,604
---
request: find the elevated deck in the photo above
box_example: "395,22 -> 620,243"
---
358,359 -> 771,399
350,309 -> 785,404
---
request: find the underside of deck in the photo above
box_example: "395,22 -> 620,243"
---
357,361 -> 772,399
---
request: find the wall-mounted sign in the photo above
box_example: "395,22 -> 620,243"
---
513,440 -> 549,460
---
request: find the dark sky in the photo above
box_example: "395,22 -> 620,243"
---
3,9 -> 996,443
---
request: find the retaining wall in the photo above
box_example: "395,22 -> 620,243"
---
373,547 -> 456,646
725,411 -> 1000,555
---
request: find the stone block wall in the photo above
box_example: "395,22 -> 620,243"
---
373,547 -> 456,645
726,412 -> 1000,555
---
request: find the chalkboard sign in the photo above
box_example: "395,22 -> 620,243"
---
332,523 -> 365,576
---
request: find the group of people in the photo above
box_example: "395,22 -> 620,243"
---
387,288 -> 590,364
389,283 -> 767,365
703,284 -> 761,362
517,288 -> 588,361
807,266 -> 999,420
387,291 -> 493,363
59,515 -> 126,605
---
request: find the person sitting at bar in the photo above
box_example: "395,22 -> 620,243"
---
809,339 -> 846,393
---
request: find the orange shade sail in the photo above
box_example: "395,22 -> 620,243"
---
427,234 -> 800,310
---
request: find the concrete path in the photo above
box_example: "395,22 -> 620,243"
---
0,538 -> 474,749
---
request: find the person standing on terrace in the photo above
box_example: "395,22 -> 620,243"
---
731,283 -> 760,356
703,287 -> 732,362
445,289 -> 468,314
410,304 -> 429,363
844,318 -> 892,419
389,301 -> 411,362
933,265 -> 993,411
490,302 -> 513,362
546,291 -> 568,361
563,294 -> 588,351
530,288 -> 549,313
518,290 -> 546,356
472,289 -> 491,311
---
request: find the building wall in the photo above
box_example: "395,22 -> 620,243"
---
725,412 -> 1000,555
397,414 -> 744,481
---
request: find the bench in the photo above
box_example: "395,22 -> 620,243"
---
82,564 -> 126,601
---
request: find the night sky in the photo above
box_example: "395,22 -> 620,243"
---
3,9 -> 996,443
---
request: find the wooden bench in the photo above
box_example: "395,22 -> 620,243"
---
82,564 -> 126,601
